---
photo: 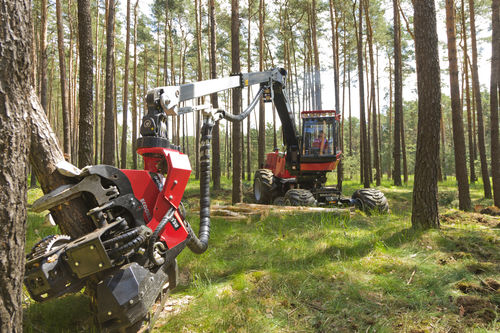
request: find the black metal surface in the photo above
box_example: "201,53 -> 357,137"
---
24,236 -> 85,302
97,262 -> 172,331
136,136 -> 181,151
86,165 -> 134,196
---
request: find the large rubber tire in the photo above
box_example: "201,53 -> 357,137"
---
352,189 -> 389,214
284,189 -> 317,206
253,169 -> 274,204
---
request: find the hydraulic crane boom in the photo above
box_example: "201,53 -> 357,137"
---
143,68 -> 300,151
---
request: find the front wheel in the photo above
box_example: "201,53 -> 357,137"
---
351,189 -> 389,214
284,189 -> 317,206
253,169 -> 274,204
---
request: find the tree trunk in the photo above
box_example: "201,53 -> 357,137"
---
120,0 -> 131,169
365,0 -> 380,186
354,0 -> 369,188
40,0 -> 48,112
392,0 -> 402,186
231,0 -> 242,204
311,0 -> 322,109
469,0 -> 492,198
441,113 -> 447,180
195,0 -> 202,180
445,0 -> 471,211
246,0 -> 253,181
0,2 -> 31,329
460,0 -> 476,183
209,0 -> 221,190
56,0 -> 71,158
103,0 -> 116,166
163,3 -> 169,86
411,0 -> 441,229
77,0 -> 94,168
132,0 -> 139,169
401,105 -> 408,183
94,3 -> 102,165
329,0 -> 342,189
491,0 -> 500,207
258,0 -> 265,168
388,57 -> 393,179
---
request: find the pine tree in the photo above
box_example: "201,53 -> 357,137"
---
445,0 -> 471,211
411,0 -> 441,229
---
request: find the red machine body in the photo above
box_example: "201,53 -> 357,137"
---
121,147 -> 191,249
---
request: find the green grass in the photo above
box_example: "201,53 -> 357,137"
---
23,176 -> 499,332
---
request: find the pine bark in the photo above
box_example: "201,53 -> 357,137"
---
120,0 -> 131,169
56,0 -> 71,158
257,0 -> 265,168
209,0 -> 221,190
355,0 -> 369,188
311,0 -> 322,109
329,0 -> 342,189
132,0 -> 139,169
231,0 -> 242,204
77,0 -> 94,168
0,1 -> 31,329
460,0 -> 476,183
469,0 -> 492,198
491,0 -> 500,207
411,0 -> 441,229
246,0 -> 253,181
445,0 -> 471,211
103,0 -> 116,166
195,0 -> 202,180
392,0 -> 402,186
365,0 -> 380,186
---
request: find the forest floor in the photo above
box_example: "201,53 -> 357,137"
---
23,177 -> 499,332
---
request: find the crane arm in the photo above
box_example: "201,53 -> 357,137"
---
142,68 -> 299,149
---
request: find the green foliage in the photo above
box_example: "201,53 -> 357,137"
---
22,178 -> 499,332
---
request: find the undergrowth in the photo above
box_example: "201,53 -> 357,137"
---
23,176 -> 499,332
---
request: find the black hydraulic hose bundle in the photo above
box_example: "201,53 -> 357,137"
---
107,226 -> 152,259
147,208 -> 175,265
187,87 -> 263,254
186,117 -> 214,254
216,87 -> 264,123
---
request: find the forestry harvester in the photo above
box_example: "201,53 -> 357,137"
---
24,68 -> 387,332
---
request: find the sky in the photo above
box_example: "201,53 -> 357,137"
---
115,0 -> 494,138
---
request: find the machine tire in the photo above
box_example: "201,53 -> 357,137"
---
273,196 -> 286,206
351,189 -> 389,214
284,189 -> 317,206
253,169 -> 274,204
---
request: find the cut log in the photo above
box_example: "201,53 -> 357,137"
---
210,203 -> 352,220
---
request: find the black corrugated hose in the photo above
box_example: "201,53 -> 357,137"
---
186,116 -> 214,254
215,87 -> 263,123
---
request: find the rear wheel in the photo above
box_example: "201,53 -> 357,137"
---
284,189 -> 317,206
351,189 -> 389,214
253,169 -> 274,204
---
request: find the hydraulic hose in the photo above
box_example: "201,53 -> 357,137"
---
216,87 -> 264,123
186,117 -> 214,254
147,208 -> 174,265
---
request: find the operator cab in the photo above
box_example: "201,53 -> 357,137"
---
301,110 -> 340,163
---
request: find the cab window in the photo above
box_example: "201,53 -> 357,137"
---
302,118 -> 335,156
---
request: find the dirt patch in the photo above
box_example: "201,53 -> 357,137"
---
441,210 -> 500,227
479,206 -> 500,217
481,278 -> 500,292
455,279 -> 499,295
466,262 -> 496,274
456,296 -> 497,324
456,282 -> 486,294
